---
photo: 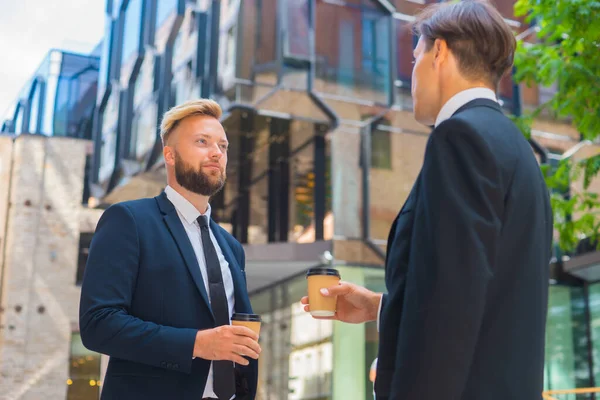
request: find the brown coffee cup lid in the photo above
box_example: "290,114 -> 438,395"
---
231,313 -> 261,322
306,267 -> 340,278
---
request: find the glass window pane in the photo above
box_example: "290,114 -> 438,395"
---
14,105 -> 24,134
315,0 -> 391,104
28,83 -> 42,134
236,0 -> 278,85
130,102 -> 157,160
53,54 -> 100,138
251,276 -> 334,400
543,285 -> 591,391
98,18 -> 113,100
66,332 -> 102,399
156,0 -> 178,30
284,0 -> 310,59
122,0 -> 143,64
53,76 -> 71,136
588,283 -> 600,386
99,95 -> 120,182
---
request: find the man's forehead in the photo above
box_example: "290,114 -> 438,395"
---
178,116 -> 227,137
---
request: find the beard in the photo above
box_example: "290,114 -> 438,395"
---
174,151 -> 226,197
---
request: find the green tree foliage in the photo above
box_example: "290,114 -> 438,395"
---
513,0 -> 600,251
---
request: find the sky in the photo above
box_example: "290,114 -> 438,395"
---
0,0 -> 105,119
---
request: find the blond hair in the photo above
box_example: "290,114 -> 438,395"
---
160,99 -> 222,145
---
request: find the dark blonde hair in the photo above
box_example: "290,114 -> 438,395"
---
160,99 -> 222,145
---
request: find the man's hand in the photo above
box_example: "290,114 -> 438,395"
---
193,325 -> 261,366
300,281 -> 383,324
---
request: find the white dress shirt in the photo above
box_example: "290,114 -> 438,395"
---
377,87 -> 498,331
165,185 -> 235,399
434,87 -> 497,127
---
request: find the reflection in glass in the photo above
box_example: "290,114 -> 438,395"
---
395,18 -> 414,87
237,0 -> 278,84
53,54 -> 99,138
364,268 -> 385,400
28,83 -> 42,133
129,101 -> 158,160
315,0 -> 391,104
588,283 -> 600,387
284,0 -> 310,59
156,0 -> 178,30
66,332 -> 101,400
121,0 -> 143,64
98,95 -> 119,182
14,105 -> 23,134
543,285 -> 591,391
98,17 -> 113,99
331,124 -> 362,238
251,276 -> 333,400
247,119 -> 270,244
171,62 -> 197,106
289,121 -> 332,243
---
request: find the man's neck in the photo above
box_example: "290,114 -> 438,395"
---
439,82 -> 494,111
167,181 -> 209,214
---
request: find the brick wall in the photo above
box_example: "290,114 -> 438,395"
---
0,135 -> 88,400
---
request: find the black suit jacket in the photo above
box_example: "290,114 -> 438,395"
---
79,192 -> 258,399
375,99 -> 552,400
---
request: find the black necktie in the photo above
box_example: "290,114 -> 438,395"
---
197,215 -> 235,399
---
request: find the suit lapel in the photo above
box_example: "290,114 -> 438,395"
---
156,192 -> 214,321
210,220 -> 253,314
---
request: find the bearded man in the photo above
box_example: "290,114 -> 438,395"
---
80,99 -> 260,400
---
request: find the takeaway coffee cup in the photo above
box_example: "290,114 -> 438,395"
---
231,313 -> 262,337
306,267 -> 341,317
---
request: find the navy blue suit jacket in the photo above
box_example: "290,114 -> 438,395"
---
79,192 -> 258,399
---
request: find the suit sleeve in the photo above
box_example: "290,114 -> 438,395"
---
390,120 -> 503,399
79,203 -> 197,373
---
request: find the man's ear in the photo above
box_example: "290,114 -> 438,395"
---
433,38 -> 449,64
163,145 -> 175,166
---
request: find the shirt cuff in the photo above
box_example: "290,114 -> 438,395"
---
376,295 -> 383,332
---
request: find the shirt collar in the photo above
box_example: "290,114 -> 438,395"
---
434,87 -> 497,127
164,185 -> 211,225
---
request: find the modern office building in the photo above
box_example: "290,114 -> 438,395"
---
1,0 -> 600,399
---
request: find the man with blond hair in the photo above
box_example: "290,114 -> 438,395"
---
80,99 -> 260,399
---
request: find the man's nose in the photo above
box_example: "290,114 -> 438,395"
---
209,145 -> 224,159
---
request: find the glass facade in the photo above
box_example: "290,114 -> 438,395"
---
544,285 -> 592,392
121,0 -> 144,65
250,266 -> 385,400
315,0 -> 391,104
156,0 -> 178,30
66,333 -> 102,400
2,50 -> 99,138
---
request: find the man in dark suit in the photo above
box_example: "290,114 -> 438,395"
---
80,99 -> 260,399
301,1 -> 553,399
